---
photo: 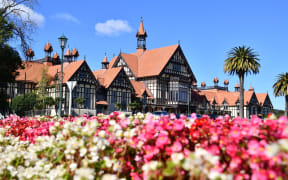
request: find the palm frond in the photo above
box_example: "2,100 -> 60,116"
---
273,73 -> 288,97
224,45 -> 260,77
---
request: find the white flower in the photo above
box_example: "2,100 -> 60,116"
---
265,143 -> 280,157
74,167 -> 95,180
101,174 -> 117,180
118,113 -> 126,120
279,139 -> 288,151
109,120 -> 116,126
80,148 -> 87,157
49,126 -> 56,134
69,163 -> 77,171
54,122 -> 60,127
208,170 -> 222,180
115,130 -> 123,138
104,157 -> 113,168
171,152 -> 184,165
98,130 -> 106,138
112,161 -> 120,172
148,161 -> 159,171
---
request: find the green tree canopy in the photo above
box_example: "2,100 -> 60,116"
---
224,46 -> 260,118
10,92 -> 37,116
273,72 -> 288,117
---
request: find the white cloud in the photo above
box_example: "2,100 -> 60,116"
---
0,1 -> 45,26
52,13 -> 80,24
95,19 -> 132,36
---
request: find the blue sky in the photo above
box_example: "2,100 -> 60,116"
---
11,0 -> 288,110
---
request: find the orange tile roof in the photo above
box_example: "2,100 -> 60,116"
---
136,19 -> 147,36
130,80 -> 153,98
102,55 -> 109,64
108,56 -> 118,68
201,81 -> 206,87
72,48 -> 79,57
119,53 -> 139,75
109,45 -> 179,78
213,77 -> 219,83
16,60 -> 85,85
137,45 -> 179,77
199,89 -> 255,106
65,49 -> 71,56
93,67 -> 122,88
96,101 -> 108,105
44,43 -> 53,52
16,62 -> 45,83
256,93 -> 268,106
53,52 -> 59,59
26,48 -> 34,57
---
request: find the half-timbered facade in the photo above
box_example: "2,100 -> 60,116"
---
93,58 -> 134,113
107,19 -> 197,113
199,79 -> 273,118
9,42 -> 99,116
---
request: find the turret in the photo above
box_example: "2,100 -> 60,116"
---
136,17 -> 147,54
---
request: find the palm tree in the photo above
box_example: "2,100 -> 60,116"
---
273,73 -> 288,117
224,46 -> 260,118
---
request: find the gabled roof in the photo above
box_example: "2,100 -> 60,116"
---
119,53 -> 139,75
256,93 -> 268,106
16,62 -> 45,83
16,60 -> 85,85
199,89 -> 256,106
93,67 -> 122,88
109,44 -> 179,78
130,80 -> 154,99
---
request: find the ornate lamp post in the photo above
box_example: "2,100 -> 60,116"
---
57,34 -> 68,117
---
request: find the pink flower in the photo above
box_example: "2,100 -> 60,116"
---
251,170 -> 268,180
130,172 -> 141,180
171,141 -> 182,152
173,119 -> 185,131
156,133 -> 170,148
229,156 -> 242,170
248,140 -> 261,156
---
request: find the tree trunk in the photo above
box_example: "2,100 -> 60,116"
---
239,75 -> 244,118
285,95 -> 288,117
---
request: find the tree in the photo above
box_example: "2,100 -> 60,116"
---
129,100 -> 142,114
0,16 -> 22,115
10,92 -> 37,116
75,97 -> 85,115
224,46 -> 260,118
273,73 -> 288,117
0,0 -> 39,54
114,102 -> 122,111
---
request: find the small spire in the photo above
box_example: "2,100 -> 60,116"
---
178,40 -> 180,45
136,17 -> 147,37
102,53 -> 109,69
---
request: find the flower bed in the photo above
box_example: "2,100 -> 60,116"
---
0,113 -> 288,179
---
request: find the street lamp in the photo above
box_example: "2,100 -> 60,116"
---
57,34 -> 68,117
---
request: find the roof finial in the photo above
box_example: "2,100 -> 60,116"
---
84,55 -> 86,61
141,16 -> 143,21
178,40 -> 180,45
105,52 -> 107,56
